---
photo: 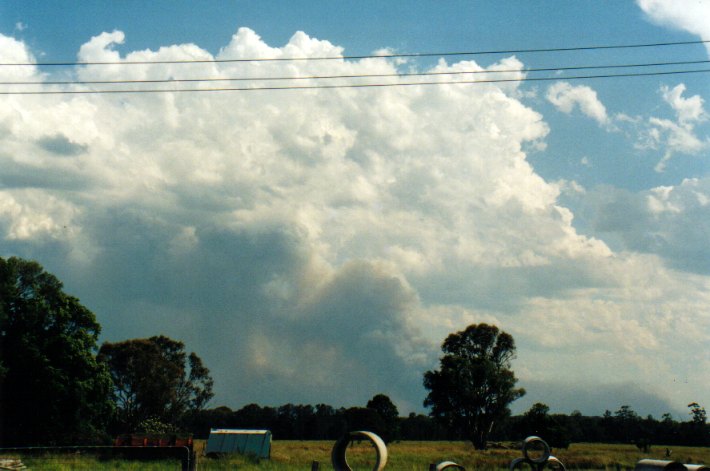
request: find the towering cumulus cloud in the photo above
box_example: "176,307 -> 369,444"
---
638,0 -> 710,56
0,28 -> 707,414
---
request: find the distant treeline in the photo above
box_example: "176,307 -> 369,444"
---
183,401 -> 709,448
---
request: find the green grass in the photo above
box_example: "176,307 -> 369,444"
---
3,441 -> 709,470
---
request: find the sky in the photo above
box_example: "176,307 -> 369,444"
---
0,1 -> 709,419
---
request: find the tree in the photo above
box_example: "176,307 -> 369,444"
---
423,323 -> 525,449
520,402 -> 551,436
182,406 -> 235,438
343,407 -> 387,438
367,394 -> 400,442
399,412 -> 448,440
688,402 -> 707,425
685,402 -> 709,446
272,404 -> 317,439
614,405 -> 642,444
517,403 -> 571,449
309,403 -> 343,440
233,403 -> 278,430
0,256 -> 114,445
98,335 -> 214,432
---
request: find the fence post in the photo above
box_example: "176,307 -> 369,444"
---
180,446 -> 196,471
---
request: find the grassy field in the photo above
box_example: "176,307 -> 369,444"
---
2,440 -> 709,470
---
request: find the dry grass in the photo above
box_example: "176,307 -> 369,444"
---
551,443 -> 710,470
193,440 -> 710,470
3,440 -> 709,470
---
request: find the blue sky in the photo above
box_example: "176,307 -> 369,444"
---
1,1 -> 709,418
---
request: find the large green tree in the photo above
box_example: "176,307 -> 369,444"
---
423,323 -> 525,449
98,335 -> 214,432
0,256 -> 114,446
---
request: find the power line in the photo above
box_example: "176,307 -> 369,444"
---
2,59 -> 709,86
2,67 -> 709,95
1,39 -> 709,67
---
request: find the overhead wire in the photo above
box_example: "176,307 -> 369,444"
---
1,38 -> 708,95
0,38 -> 708,66
3,68 -> 710,95
2,59 -> 710,86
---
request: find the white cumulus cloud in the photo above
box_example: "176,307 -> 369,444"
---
638,0 -> 710,57
641,84 -> 709,172
546,81 -> 609,126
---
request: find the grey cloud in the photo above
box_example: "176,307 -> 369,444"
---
73,211 -> 305,319
58,209 -> 431,410
585,181 -> 710,274
0,157 -> 91,191
37,134 -> 88,156
591,187 -> 650,234
217,261 -> 432,409
414,259 -> 615,314
514,380 -> 684,418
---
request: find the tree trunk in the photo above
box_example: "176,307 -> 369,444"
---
470,428 -> 488,450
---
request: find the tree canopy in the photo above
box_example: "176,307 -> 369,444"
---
0,256 -> 114,446
516,402 -> 571,449
423,323 -> 525,449
367,393 -> 400,442
98,335 -> 214,432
